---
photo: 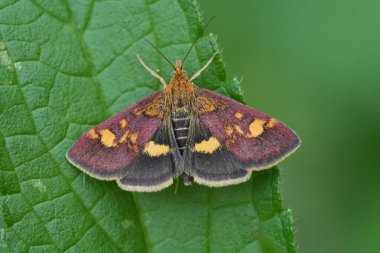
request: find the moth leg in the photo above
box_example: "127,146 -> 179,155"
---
190,52 -> 218,82
136,54 -> 167,87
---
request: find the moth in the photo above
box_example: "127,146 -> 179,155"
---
66,46 -> 300,192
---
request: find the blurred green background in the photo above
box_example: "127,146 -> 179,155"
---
199,0 -> 380,252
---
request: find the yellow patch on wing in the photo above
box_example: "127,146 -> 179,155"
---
194,136 -> 221,154
249,119 -> 266,138
225,126 -> 234,137
234,125 -> 244,135
133,97 -> 163,117
119,131 -> 139,153
196,96 -> 217,113
87,129 -> 99,139
143,141 -> 170,157
266,118 -> 278,128
235,112 -> 244,120
120,119 -> 127,128
99,129 -> 117,147
119,130 -> 129,143
130,133 -> 138,144
195,94 -> 230,114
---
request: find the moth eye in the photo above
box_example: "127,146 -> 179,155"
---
171,71 -> 176,77
182,70 -> 187,75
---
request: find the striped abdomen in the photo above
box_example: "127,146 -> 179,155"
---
171,109 -> 190,155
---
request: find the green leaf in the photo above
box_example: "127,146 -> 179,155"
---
0,0 -> 296,252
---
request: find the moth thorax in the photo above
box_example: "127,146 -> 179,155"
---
171,106 -> 190,155
171,87 -> 189,107
172,96 -> 184,108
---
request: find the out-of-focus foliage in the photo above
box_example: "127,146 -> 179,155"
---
200,0 -> 380,252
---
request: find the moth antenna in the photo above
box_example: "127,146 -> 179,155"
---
190,51 -> 218,81
136,54 -> 167,87
143,38 -> 176,70
182,15 -> 217,66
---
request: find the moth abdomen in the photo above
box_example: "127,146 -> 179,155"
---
171,107 -> 191,154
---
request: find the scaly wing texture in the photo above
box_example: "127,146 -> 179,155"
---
67,90 -> 165,180
117,121 -> 175,192
189,118 -> 251,186
195,88 -> 300,171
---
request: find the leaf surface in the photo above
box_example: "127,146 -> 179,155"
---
0,0 -> 296,252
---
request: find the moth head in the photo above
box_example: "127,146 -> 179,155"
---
172,60 -> 187,78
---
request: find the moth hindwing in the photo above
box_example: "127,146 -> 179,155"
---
66,54 -> 300,192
